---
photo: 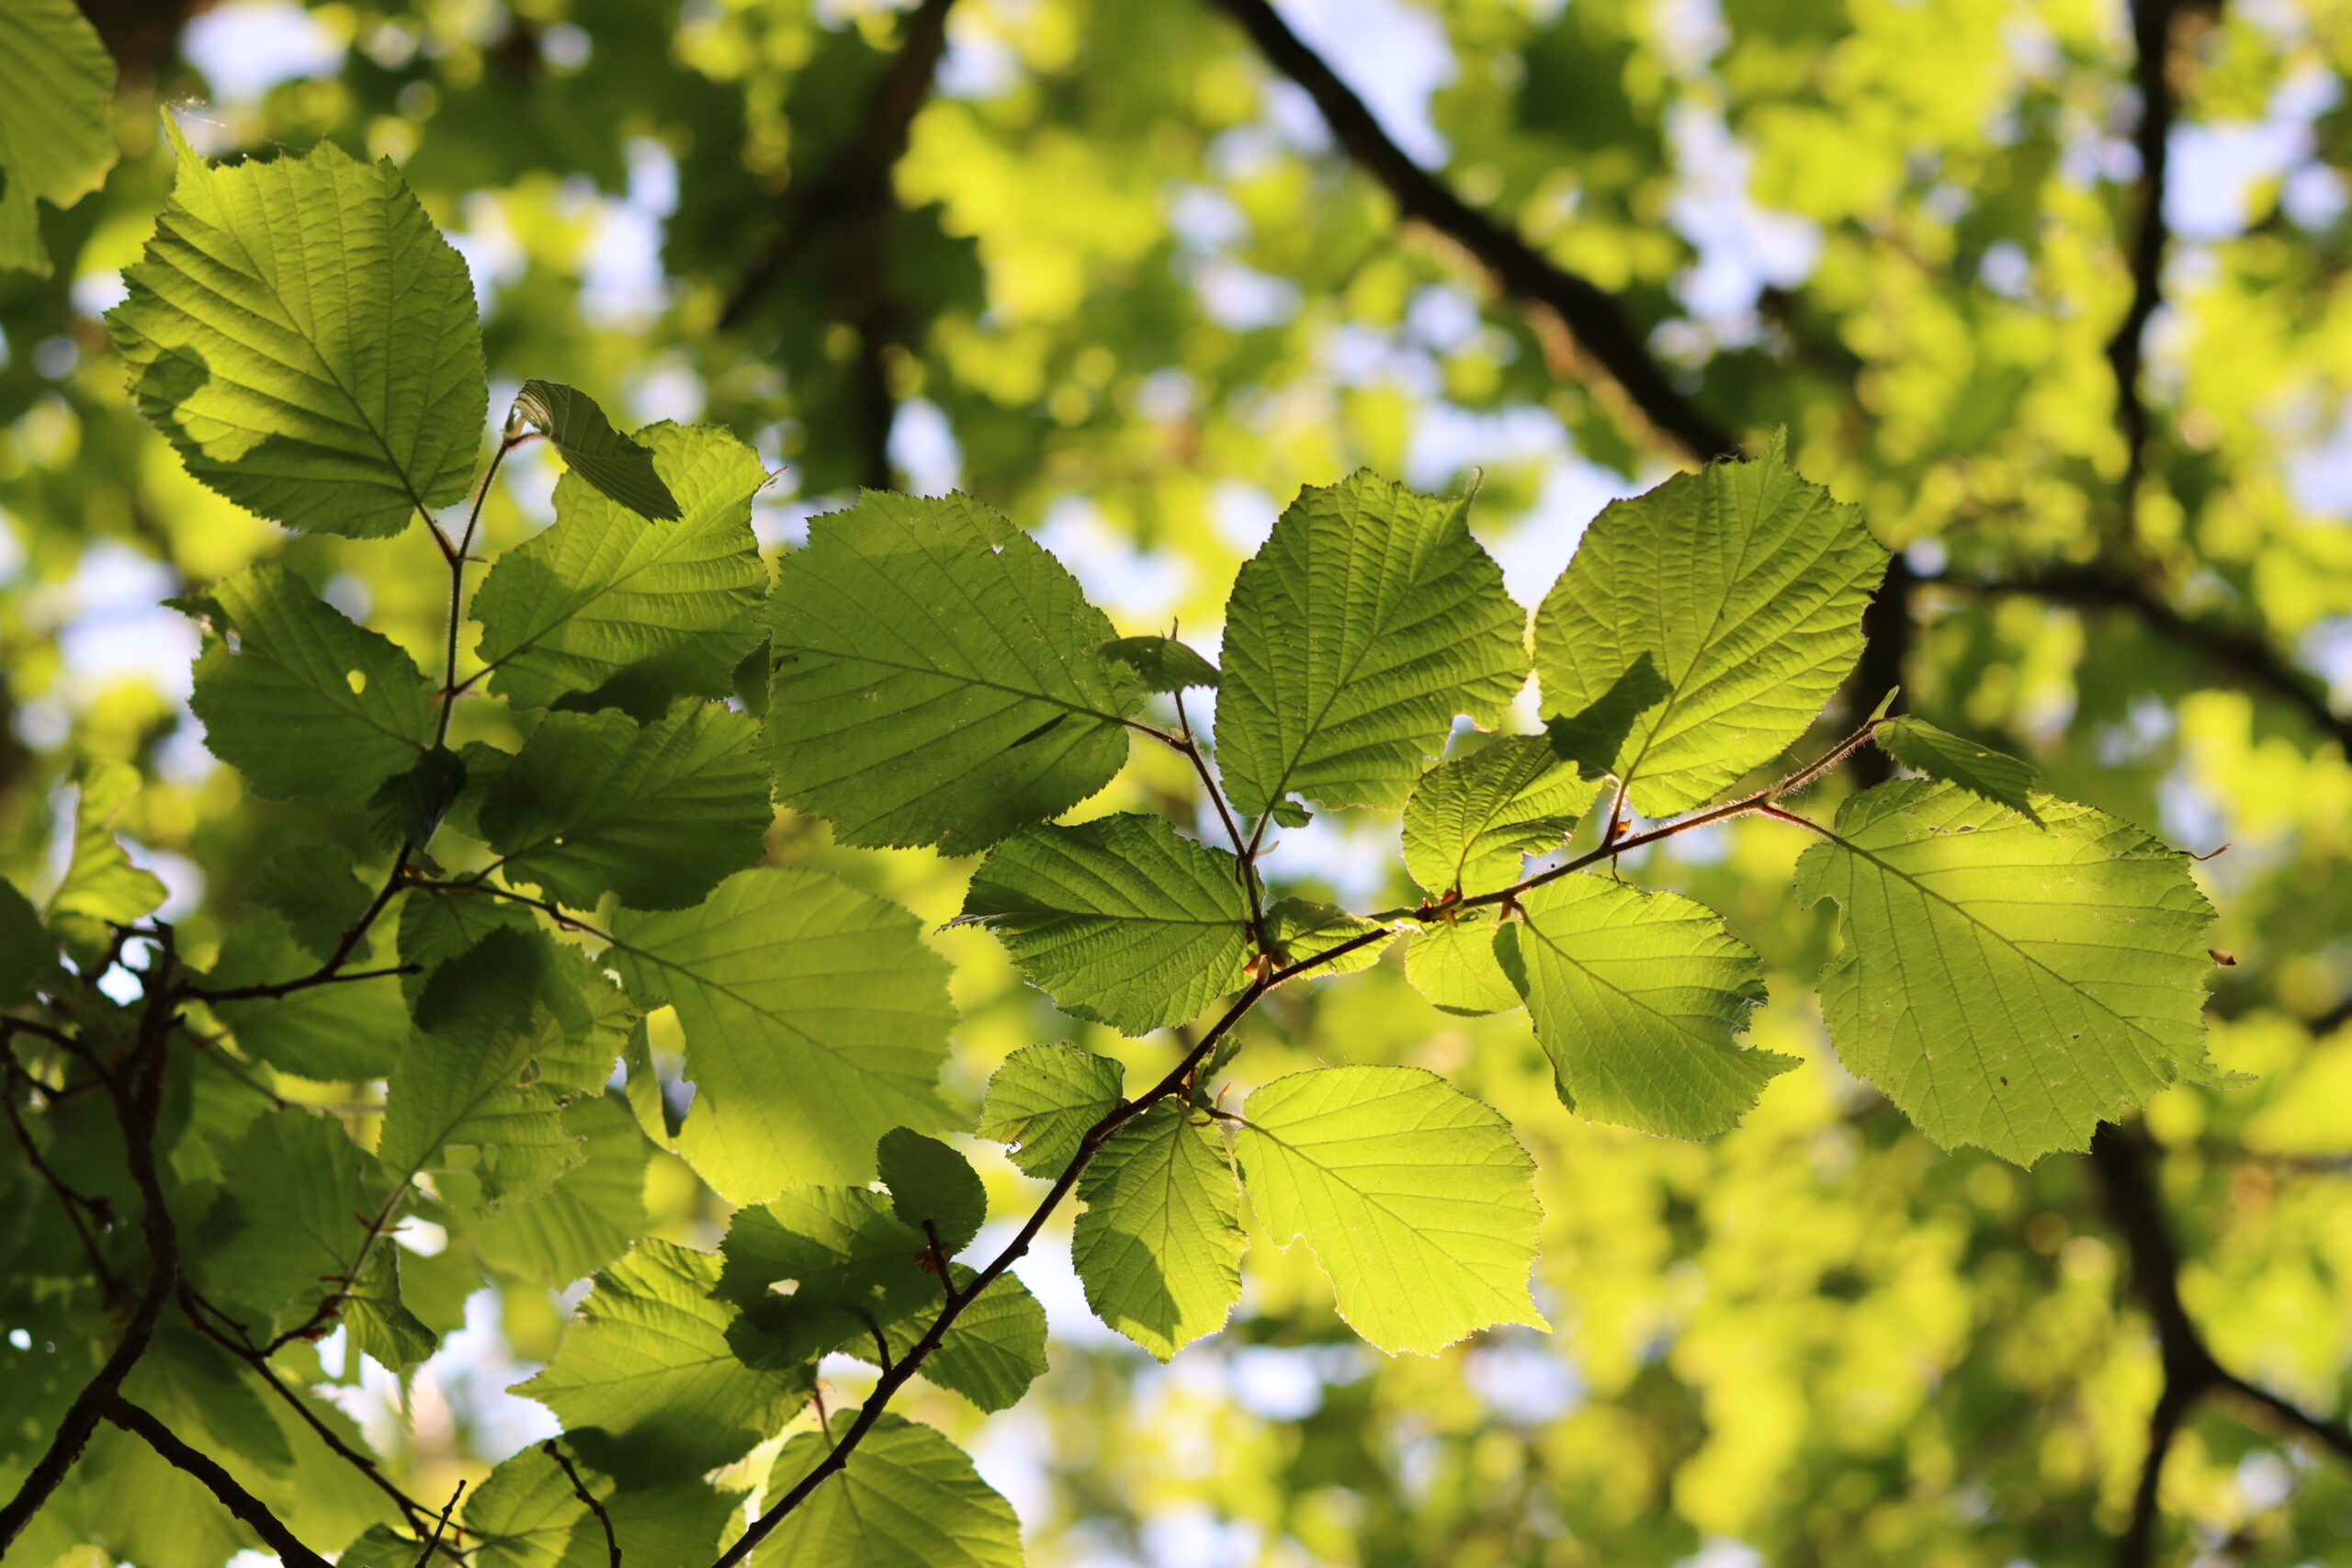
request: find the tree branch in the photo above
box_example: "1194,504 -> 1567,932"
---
4,1063 -> 124,1304
543,1439 -> 619,1568
102,1396 -> 333,1568
1204,0 -> 1736,463
2106,0 -> 2185,549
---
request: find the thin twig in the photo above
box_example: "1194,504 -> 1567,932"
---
4,1063 -> 123,1303
1173,687 -> 1271,952
105,1396 -> 333,1568
417,1480 -> 466,1567
544,1439 -> 620,1568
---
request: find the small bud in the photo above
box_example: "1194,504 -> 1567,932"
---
2208,948 -> 2236,966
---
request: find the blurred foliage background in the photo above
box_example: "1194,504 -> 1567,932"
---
6,0 -> 2352,1562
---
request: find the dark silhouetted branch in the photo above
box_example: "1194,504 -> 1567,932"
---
103,1396 -> 333,1568
545,1439 -> 620,1568
1205,0 -> 1736,463
2106,0 -> 2188,547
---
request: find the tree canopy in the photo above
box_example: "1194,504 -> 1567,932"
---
4,1 -> 2352,1565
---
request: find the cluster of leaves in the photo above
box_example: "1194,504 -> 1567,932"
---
0,118 -> 2242,1568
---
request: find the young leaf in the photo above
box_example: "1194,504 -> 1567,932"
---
956,813 -> 1253,1035
1792,781 -> 2223,1165
1265,898 -> 1392,975
1496,874 -> 1794,1140
763,490 -> 1139,854
977,1043 -> 1125,1178
1404,916 -> 1520,1016
609,867 -> 956,1199
1873,716 -> 2042,823
758,1412 -> 1024,1568
515,1238 -> 814,1483
1216,471 -> 1528,816
46,761 -> 166,930
512,379 -> 682,520
0,0 -> 117,276
1532,441 -> 1889,815
187,564 -> 435,809
877,1129 -> 988,1253
477,702 -> 770,910
251,846 -> 373,960
1234,1066 -> 1547,1356
1072,1104 -> 1245,1359
107,124 -> 487,538
340,1248 -> 437,1375
1099,634 -> 1220,691
470,422 -> 769,711
1401,736 -> 1589,897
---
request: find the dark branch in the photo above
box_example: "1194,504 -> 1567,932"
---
718,0 -> 958,332
2106,0 -> 2185,548
103,1397 -> 333,1568
4,1065 -> 124,1303
1204,0 -> 1736,463
543,1439 -> 620,1568
418,1481 -> 466,1568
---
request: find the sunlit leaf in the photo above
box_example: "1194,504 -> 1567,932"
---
1072,1104 -> 1245,1359
513,378 -> 682,520
0,0 -> 117,276
977,1044 -> 1125,1179
1874,716 -> 2042,823
1401,736 -> 1589,897
758,1413 -> 1023,1568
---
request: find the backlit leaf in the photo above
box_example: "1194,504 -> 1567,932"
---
877,1128 -> 988,1253
0,0 -> 117,276
758,1413 -> 1024,1568
1404,916 -> 1519,1016
1072,1104 -> 1244,1359
1874,716 -> 2042,823
1401,737 -> 1589,897
513,379 -> 681,520
1099,634 -> 1219,691
977,1044 -> 1125,1179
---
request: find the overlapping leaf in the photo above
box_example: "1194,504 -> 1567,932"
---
46,761 -> 167,931
512,379 -> 681,520
978,1044 -> 1125,1178
1072,1104 -> 1245,1359
1532,442 -> 1888,815
609,867 -> 955,1199
517,1238 -> 812,1482
1235,1066 -> 1546,1356
471,423 -> 769,710
763,490 -> 1139,853
187,564 -> 435,809
0,0 -> 116,276
1792,781 -> 2222,1164
758,1413 -> 1024,1568
203,1113 -> 378,1335
1216,471 -> 1527,816
107,125 -> 486,537
477,702 -> 769,910
1875,716 -> 2041,822
1404,916 -> 1520,1016
878,1129 -> 988,1252
1498,874 -> 1793,1140
1401,737 -> 1589,897
207,911 -> 406,1081
469,1095 -> 651,1286
956,813 -> 1252,1034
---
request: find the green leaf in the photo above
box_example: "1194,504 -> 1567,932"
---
877,1128 -> 988,1253
1791,781 -> 2222,1165
1874,716 -> 2042,824
553,1480 -> 739,1568
1404,916 -> 1520,1016
48,760 -> 167,931
252,846 -> 373,960
1267,798 -> 1312,829
0,0 -> 117,276
471,422 -> 769,711
341,1247 -> 437,1374
1542,652 -> 1669,780
207,912 -> 406,1080
1532,441 -> 1889,815
469,1094 -> 651,1286
366,745 -> 467,852
1099,634 -> 1219,691
763,490 -> 1139,854
1234,1066 -> 1547,1356
203,1112 -> 376,1335
1401,736 -> 1589,897
0,877 -> 56,1007
874,1269 -> 1049,1413
1265,898 -> 1392,976
479,702 -> 770,910
978,1043 -> 1125,1178
1072,1103 -> 1245,1359
1215,471 -> 1528,817
609,867 -> 956,1200
758,1412 -> 1023,1568
515,1238 -> 812,1483
395,887 -> 538,1006
1497,874 -> 1794,1140
187,564 -> 435,809
513,379 -> 682,521
379,928 -> 617,1210
107,123 -> 486,538
469,1445 -> 588,1568
716,1186 -> 931,1360
956,813 -> 1252,1035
